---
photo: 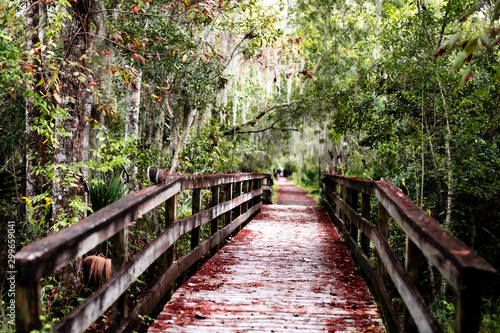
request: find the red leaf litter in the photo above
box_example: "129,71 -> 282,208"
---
148,178 -> 386,332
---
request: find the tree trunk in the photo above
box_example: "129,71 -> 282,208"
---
125,71 -> 141,189
25,0 -> 44,222
52,0 -> 95,222
169,105 -> 198,174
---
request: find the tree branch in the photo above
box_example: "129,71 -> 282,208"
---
222,100 -> 301,136
437,0 -> 453,49
417,0 -> 436,50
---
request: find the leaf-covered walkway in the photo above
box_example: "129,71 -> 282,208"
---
148,178 -> 385,332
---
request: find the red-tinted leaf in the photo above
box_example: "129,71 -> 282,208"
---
480,34 -> 493,51
460,65 -> 473,89
434,48 -> 446,58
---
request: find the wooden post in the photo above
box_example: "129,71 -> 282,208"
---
191,188 -> 201,250
350,188 -> 359,244
455,277 -> 482,333
15,281 -> 42,333
404,236 -> 422,332
378,202 -> 389,283
210,186 -> 219,256
345,187 -> 351,230
334,181 -> 339,215
233,182 -> 242,234
224,183 -> 233,227
360,193 -> 371,257
164,194 -> 177,299
340,184 -> 347,224
110,227 -> 128,330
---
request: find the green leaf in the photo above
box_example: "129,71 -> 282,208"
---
36,78 -> 45,87
451,52 -> 467,71
464,38 -> 478,54
481,34 -> 493,51
78,76 -> 86,83
460,65 -> 473,89
182,54 -> 188,63
448,33 -> 461,49
496,64 -> 500,81
491,0 -> 500,23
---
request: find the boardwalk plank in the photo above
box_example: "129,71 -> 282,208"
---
149,178 -> 386,332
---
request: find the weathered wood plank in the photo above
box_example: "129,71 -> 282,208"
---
323,198 -> 403,333
191,188 -> 202,250
374,181 -> 496,290
324,187 -> 442,333
110,227 -> 128,330
210,186 -> 219,256
150,187 -> 384,333
54,189 -> 263,333
324,174 -> 375,195
15,179 -> 182,285
14,282 -> 41,333
180,173 -> 269,190
115,204 -> 261,333
360,193 -> 371,257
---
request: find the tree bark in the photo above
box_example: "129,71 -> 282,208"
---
125,70 -> 141,189
25,0 -> 44,221
52,0 -> 95,221
169,105 -> 197,174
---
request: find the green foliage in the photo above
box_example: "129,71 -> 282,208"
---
88,173 -> 129,213
429,296 -> 455,332
481,298 -> 500,332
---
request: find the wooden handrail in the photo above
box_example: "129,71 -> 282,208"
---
15,172 -> 273,333
322,174 -> 496,333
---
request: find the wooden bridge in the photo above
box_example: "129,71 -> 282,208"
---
15,171 -> 496,333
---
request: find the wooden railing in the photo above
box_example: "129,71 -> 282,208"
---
15,172 -> 273,333
322,174 -> 496,333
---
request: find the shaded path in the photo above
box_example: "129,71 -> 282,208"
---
149,178 -> 385,332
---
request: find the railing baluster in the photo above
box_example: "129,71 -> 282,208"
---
233,182 -> 242,234
455,279 -> 482,333
15,281 -> 41,333
191,188 -> 201,250
404,236 -> 421,332
360,193 -> 371,257
378,202 -> 389,284
110,227 -> 128,330
210,186 -> 219,256
225,183 -> 233,227
350,188 -> 359,244
164,194 -> 177,298
334,181 -> 339,215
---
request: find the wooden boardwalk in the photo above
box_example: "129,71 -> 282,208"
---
148,178 -> 385,332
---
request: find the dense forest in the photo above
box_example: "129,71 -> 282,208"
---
1,0 -> 500,331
